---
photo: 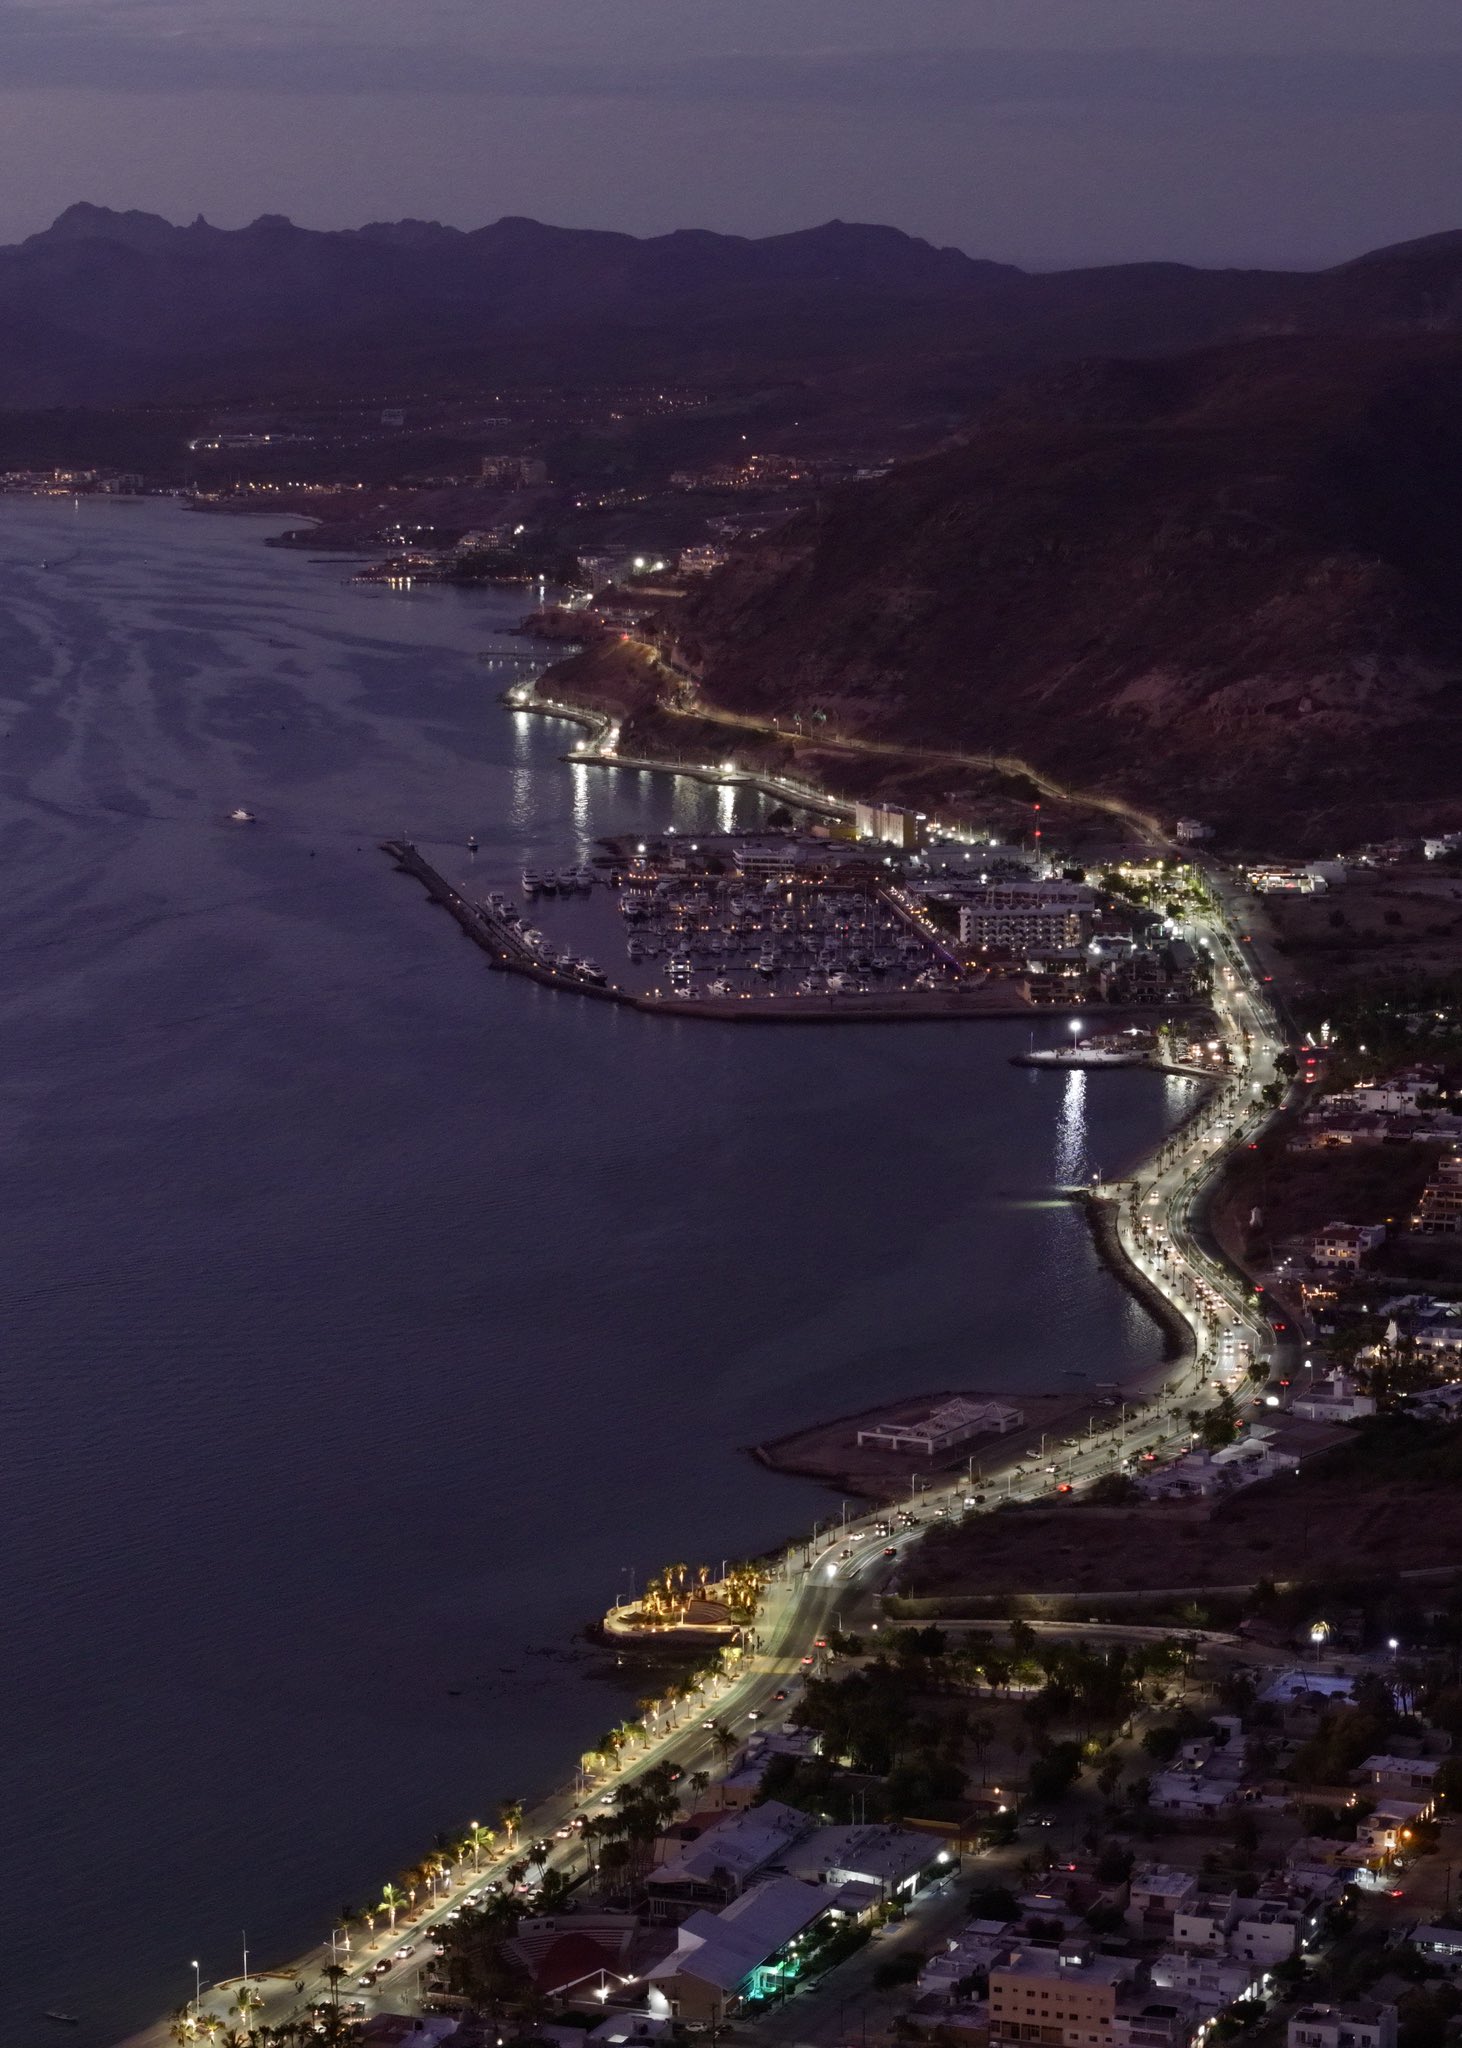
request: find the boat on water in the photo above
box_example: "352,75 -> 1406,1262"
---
44,2015 -> 80,2026
521,869 -> 542,893
228,807 -> 256,824
467,834 -> 479,852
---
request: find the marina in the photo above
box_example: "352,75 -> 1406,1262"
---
0,496 -> 1185,2047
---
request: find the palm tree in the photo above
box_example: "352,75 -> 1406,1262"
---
969,1716 -> 996,1784
462,1819 -> 496,1870
168,2005 -> 198,2044
498,1797 -> 524,1848
379,1880 -> 405,1929
228,1984 -> 263,2033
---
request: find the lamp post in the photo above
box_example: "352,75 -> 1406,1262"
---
192,1962 -> 201,2021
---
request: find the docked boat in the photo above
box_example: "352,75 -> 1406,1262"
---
708,978 -> 734,996
521,868 -> 542,893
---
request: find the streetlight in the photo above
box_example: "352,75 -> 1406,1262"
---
192,1962 -> 201,2019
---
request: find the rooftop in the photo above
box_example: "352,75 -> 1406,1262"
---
651,1876 -> 836,1992
994,1948 -> 1131,1986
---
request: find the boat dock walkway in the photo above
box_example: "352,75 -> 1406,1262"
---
383,843 -> 1196,1027
382,841 -> 625,1002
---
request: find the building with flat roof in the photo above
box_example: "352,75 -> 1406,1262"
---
1288,2004 -> 1397,2048
1361,1755 -> 1440,1799
779,1823 -> 950,1902
989,1945 -> 1134,2048
854,801 -> 925,852
954,881 -> 1094,955
856,1397 -> 1023,1456
1408,1927 -> 1462,1975
1127,1866 -> 1201,1937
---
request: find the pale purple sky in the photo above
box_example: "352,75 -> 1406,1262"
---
1,0 -> 1460,267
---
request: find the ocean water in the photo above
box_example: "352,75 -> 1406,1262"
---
0,498 -> 1185,2046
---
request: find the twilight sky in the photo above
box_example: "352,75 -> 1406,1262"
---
1,0 -> 1460,267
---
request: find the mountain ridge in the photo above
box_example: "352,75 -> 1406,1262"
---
2,206 -> 1462,405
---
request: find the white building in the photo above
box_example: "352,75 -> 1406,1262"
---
1288,2004 -> 1397,2048
1229,1903 -> 1304,1965
1290,1373 -> 1376,1423
1138,1435 -> 1297,1502
1171,1899 -> 1237,1953
956,881 -> 1095,953
920,1922 -> 1018,1996
856,1397 -> 1023,1455
1361,1755 -> 1440,1801
1308,1222 -> 1387,1270
854,801 -> 925,852
1153,1951 -> 1263,2007
1127,1867 -> 1200,1937
1358,1801 -> 1430,1856
1151,1734 -> 1250,1814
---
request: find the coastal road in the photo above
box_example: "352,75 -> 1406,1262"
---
156,869 -> 1289,2048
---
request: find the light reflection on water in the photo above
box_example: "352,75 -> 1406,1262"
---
1054,1068 -> 1089,1185
0,497 -> 1188,2048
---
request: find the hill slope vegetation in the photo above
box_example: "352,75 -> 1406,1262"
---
677,337 -> 1462,852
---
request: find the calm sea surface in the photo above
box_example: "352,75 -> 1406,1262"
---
0,499 -> 1186,2046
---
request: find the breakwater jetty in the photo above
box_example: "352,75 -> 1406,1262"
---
382,840 -> 624,1002
382,842 -> 1109,1022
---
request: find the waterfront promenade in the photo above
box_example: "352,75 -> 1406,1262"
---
139,867 -> 1287,2048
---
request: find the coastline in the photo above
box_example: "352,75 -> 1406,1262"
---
120,591 -> 1284,2048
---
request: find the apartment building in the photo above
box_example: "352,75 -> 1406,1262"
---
1288,2004 -> 1397,2048
989,1946 -> 1133,2048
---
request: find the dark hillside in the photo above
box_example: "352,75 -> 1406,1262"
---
677,337 -> 1462,853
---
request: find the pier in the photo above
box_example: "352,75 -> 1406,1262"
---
382,845 -> 1207,1026
382,841 -> 625,1002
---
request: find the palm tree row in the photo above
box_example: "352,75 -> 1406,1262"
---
581,1641 -> 747,1781
627,1558 -> 768,1626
